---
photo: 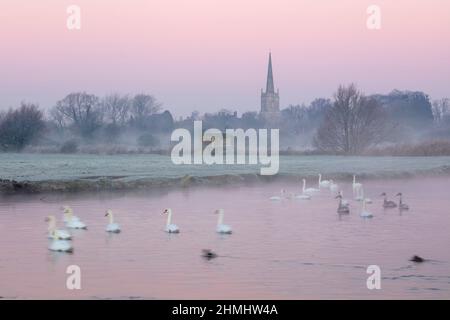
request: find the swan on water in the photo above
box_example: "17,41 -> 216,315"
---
63,206 -> 87,229
105,209 -> 121,233
336,194 -> 350,214
396,193 -> 409,210
269,189 -> 286,201
295,180 -> 311,199
45,216 -> 71,240
329,180 -> 338,193
62,206 -> 80,222
162,208 -> 179,233
338,191 -> 349,206
303,179 -> 320,194
360,199 -> 373,218
215,209 -> 232,234
48,230 -> 73,253
318,174 -> 331,188
356,187 -> 372,203
381,192 -> 397,208
354,186 -> 364,201
352,175 -> 362,196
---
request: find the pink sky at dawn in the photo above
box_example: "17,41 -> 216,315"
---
1,0 -> 449,116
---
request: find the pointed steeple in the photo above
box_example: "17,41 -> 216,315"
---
266,53 -> 275,93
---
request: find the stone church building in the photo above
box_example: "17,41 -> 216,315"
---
260,53 -> 281,123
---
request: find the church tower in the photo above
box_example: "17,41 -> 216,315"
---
260,53 -> 280,121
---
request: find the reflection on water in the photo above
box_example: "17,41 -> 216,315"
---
0,176 -> 449,299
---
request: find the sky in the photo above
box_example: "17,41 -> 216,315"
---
1,0 -> 449,117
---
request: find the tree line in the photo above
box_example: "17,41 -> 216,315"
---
0,85 -> 448,154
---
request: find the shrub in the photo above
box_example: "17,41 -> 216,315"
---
137,133 -> 159,147
0,103 -> 45,151
60,140 -> 79,153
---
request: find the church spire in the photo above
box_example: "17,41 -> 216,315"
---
266,52 -> 275,93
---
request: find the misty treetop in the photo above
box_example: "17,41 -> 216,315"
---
0,86 -> 449,155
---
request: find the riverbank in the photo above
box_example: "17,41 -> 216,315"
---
1,153 -> 450,194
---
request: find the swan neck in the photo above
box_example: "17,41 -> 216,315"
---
302,180 -> 306,193
166,210 -> 172,226
217,212 -> 224,226
109,213 -> 114,224
48,218 -> 56,232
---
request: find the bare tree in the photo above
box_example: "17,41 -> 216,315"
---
129,94 -> 162,129
49,107 -> 66,131
432,98 -> 450,123
314,84 -> 389,154
102,93 -> 130,125
0,102 -> 45,150
130,94 -> 161,119
51,92 -> 103,137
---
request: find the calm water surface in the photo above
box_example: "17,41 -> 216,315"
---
0,177 -> 449,299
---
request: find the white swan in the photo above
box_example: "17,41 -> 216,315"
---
295,180 -> 311,199
360,199 -> 373,218
215,209 -> 232,234
329,180 -> 338,193
361,187 -> 372,203
163,208 -> 179,233
45,216 -> 71,240
63,207 -> 87,229
356,187 -> 372,203
352,175 -> 362,196
105,209 -> 121,233
62,206 -> 80,222
303,179 -> 320,194
339,191 -> 349,206
269,189 -> 286,201
48,230 -> 73,252
318,174 -> 331,188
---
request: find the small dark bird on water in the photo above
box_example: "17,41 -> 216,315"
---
202,249 -> 218,260
410,255 -> 425,263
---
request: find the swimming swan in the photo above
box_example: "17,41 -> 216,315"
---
105,209 -> 121,233
303,179 -> 320,194
215,209 -> 232,234
396,193 -> 409,210
352,175 -> 362,196
48,230 -> 73,252
269,189 -> 286,201
336,194 -> 350,214
45,216 -> 71,240
62,206 -> 80,222
318,174 -> 331,188
381,192 -> 397,208
356,187 -> 372,203
63,207 -> 87,229
329,180 -> 338,193
163,208 -> 179,233
338,191 -> 349,206
295,180 -> 311,199
360,199 -> 373,218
